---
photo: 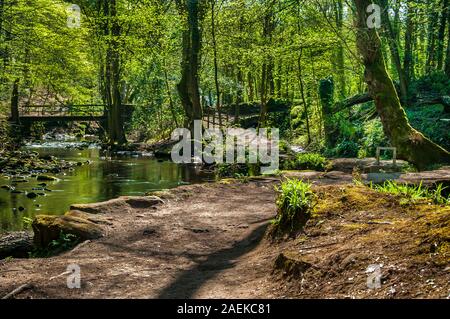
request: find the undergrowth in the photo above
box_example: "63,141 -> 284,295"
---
283,153 -> 328,171
30,231 -> 80,258
271,179 -> 315,237
370,181 -> 449,205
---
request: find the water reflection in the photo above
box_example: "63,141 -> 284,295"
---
0,144 -> 213,232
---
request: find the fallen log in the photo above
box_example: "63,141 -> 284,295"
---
334,94 -> 450,114
333,93 -> 373,113
0,231 -> 33,259
414,96 -> 450,112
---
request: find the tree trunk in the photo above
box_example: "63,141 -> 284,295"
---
248,72 -> 254,101
335,0 -> 346,99
354,0 -> 450,169
298,50 -> 311,145
436,0 -> 448,70
403,0 -> 415,83
426,1 -> 439,72
211,0 -> 222,128
235,68 -> 243,124
259,2 -> 275,127
445,0 -> 450,76
10,78 -> 20,124
0,0 -> 5,85
379,0 -> 408,104
319,77 -> 336,148
163,67 -> 179,128
259,63 -> 268,127
176,0 -> 204,131
107,0 -> 126,145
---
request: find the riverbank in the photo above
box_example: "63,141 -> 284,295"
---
0,170 -> 448,299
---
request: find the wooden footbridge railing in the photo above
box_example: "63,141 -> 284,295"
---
16,104 -> 133,123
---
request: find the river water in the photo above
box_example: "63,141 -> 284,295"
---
0,142 -> 214,233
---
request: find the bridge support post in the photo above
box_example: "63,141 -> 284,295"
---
10,79 -> 20,125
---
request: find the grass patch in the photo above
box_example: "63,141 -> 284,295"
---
370,181 -> 449,205
271,179 -> 315,238
283,153 -> 328,171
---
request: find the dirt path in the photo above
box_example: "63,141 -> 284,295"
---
0,171 -> 449,299
0,180 -> 283,298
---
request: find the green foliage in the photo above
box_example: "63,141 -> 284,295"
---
279,140 -> 291,154
283,153 -> 328,171
358,120 -> 389,158
331,139 -> 360,158
409,71 -> 450,98
319,77 -> 335,112
29,123 -> 45,140
215,162 -> 260,178
272,179 -> 314,236
0,120 -> 21,153
370,181 -> 449,205
30,231 -> 80,258
407,105 -> 450,151
22,217 -> 33,230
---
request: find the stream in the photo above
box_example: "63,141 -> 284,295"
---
0,141 -> 214,233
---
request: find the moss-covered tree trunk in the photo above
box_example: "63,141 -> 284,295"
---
319,77 -> 336,148
176,0 -> 205,131
101,0 -> 126,145
379,0 -> 408,104
354,0 -> 450,170
108,0 -> 126,145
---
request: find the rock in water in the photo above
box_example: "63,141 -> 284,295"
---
26,192 -> 38,199
0,232 -> 33,259
36,175 -> 58,181
32,215 -> 104,248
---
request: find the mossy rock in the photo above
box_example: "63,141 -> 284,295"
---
145,190 -> 173,200
65,210 -> 113,226
32,215 -> 104,248
36,175 -> 58,181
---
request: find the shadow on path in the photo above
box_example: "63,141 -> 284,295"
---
157,223 -> 269,299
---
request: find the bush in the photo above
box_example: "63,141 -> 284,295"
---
279,139 -> 291,154
283,153 -> 328,171
407,105 -> 450,151
409,71 -> 450,98
271,179 -> 315,237
331,139 -> 360,158
358,119 -> 389,158
215,162 -> 261,178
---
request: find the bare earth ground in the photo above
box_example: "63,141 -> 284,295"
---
0,171 -> 449,299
